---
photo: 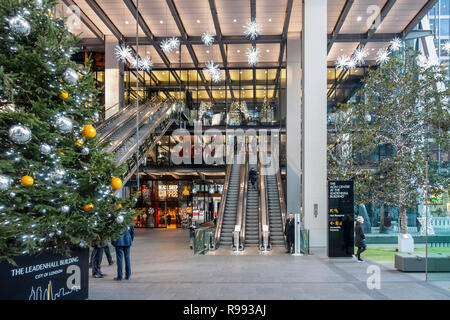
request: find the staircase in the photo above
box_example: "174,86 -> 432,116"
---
266,174 -> 285,246
245,183 -> 259,247
219,163 -> 241,247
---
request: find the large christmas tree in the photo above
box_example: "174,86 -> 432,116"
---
0,0 -> 136,262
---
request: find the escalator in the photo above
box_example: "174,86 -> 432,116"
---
96,97 -> 180,184
265,152 -> 286,247
244,177 -> 260,247
213,156 -> 244,249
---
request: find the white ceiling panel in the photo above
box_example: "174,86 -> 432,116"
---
376,0 -> 427,33
174,0 -> 216,36
55,2 -> 95,38
339,0 -> 386,34
215,0 -> 251,35
96,0 -> 145,37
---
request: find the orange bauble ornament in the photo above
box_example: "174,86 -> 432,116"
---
75,139 -> 84,146
21,175 -> 34,186
83,203 -> 94,212
110,177 -> 123,190
115,203 -> 122,210
60,90 -> 69,100
81,125 -> 96,139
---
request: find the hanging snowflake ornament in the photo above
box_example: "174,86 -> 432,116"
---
243,19 -> 261,40
204,60 -> 221,83
138,56 -> 153,71
168,37 -> 180,50
201,31 -> 215,46
246,47 -> 260,66
160,38 -> 173,53
441,41 -> 450,54
335,54 -> 350,69
114,44 -> 132,62
353,47 -> 369,66
376,47 -> 390,65
389,37 -> 402,52
417,54 -> 439,70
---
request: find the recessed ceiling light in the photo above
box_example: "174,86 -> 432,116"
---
340,48 -> 344,51
237,49 -> 240,53
176,50 -> 179,54
162,72 -> 165,75
146,51 -> 150,54
233,19 -> 237,23
196,20 -> 201,23
160,20 -> 164,24
357,16 -> 362,22
240,71 -> 242,74
268,18 -> 272,22
125,20 -> 129,25
266,49 -> 270,53
371,48 -> 375,51
206,50 -> 210,53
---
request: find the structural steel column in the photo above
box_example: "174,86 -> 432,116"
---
286,34 -> 302,218
302,0 -> 327,247
104,35 -> 123,119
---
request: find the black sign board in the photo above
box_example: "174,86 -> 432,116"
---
328,181 -> 354,257
0,248 -> 89,300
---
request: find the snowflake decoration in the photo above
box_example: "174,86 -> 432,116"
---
417,54 -> 439,70
138,56 -> 153,71
243,19 -> 261,40
246,47 -> 260,66
353,47 -> 369,66
204,60 -> 221,83
201,31 -> 215,46
160,37 -> 179,53
335,54 -> 356,69
389,37 -> 402,52
114,44 -> 132,62
376,48 -> 390,65
441,41 -> 450,54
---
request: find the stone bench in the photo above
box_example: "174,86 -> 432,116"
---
395,253 -> 450,272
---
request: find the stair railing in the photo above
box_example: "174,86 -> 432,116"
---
211,164 -> 232,249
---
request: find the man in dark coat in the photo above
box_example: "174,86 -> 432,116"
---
189,216 -> 199,249
355,216 -> 366,262
112,225 -> 135,280
249,167 -> 258,190
284,212 -> 295,253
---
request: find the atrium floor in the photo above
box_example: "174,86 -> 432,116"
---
89,228 -> 450,300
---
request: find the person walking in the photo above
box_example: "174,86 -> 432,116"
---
91,241 -> 107,278
284,212 -> 295,254
90,243 -> 114,268
112,225 -> 135,280
189,216 -> 199,250
249,167 -> 258,190
355,216 -> 366,262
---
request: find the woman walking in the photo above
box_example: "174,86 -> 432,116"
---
355,216 -> 366,262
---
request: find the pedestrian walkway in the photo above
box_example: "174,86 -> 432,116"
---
89,228 -> 450,300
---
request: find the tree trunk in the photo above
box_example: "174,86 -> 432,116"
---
379,203 -> 386,233
400,204 -> 408,234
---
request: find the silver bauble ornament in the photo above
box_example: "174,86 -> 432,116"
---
50,168 -> 66,182
81,146 -> 89,155
116,215 -> 124,224
9,192 -> 16,198
41,209 -> 47,214
9,15 -> 31,36
56,230 -> 62,236
39,143 -> 52,155
62,68 -> 79,85
0,175 -> 12,191
60,205 -> 70,213
92,112 -> 99,122
34,0 -> 43,8
9,124 -> 32,144
55,115 -> 73,133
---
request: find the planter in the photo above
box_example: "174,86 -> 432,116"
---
0,247 -> 89,300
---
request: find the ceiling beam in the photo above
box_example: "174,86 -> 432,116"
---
273,0 -> 294,99
328,0 -> 354,53
122,0 -> 181,84
165,0 -> 214,101
85,0 -> 122,41
208,0 -> 235,99
402,0 -> 439,37
360,0 -> 397,47
62,0 -> 104,41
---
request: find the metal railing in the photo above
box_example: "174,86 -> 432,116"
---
212,164 -> 232,249
259,156 -> 270,251
232,156 -> 246,251
273,151 -> 287,245
240,151 -> 249,250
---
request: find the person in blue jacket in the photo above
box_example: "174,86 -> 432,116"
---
112,225 -> 135,280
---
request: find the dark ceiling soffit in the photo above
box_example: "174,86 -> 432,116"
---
402,0 -> 439,37
62,0 -> 104,41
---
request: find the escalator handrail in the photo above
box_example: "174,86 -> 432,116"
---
273,151 -> 287,242
98,97 -> 158,144
96,96 -> 146,132
259,154 -> 270,250
104,100 -> 165,154
212,164 -> 232,249
114,102 -> 175,165
240,151 -> 249,250
234,154 -> 246,250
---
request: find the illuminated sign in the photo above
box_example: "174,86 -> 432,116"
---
159,184 -> 178,199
